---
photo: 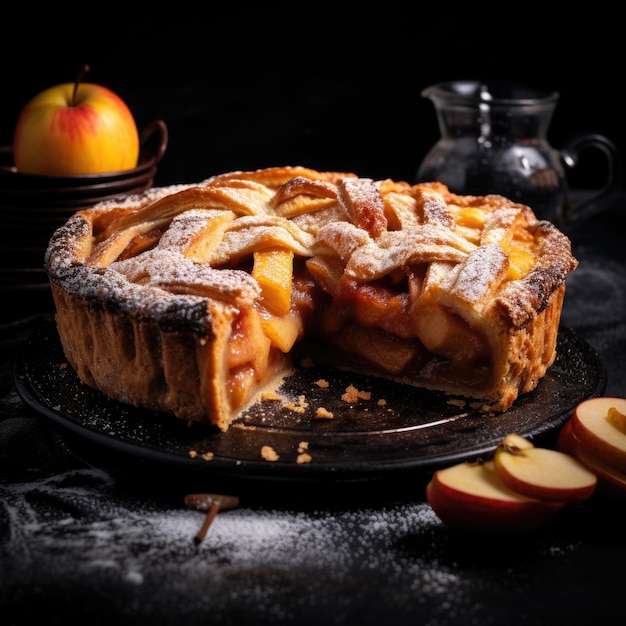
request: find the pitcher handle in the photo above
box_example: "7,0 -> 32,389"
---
140,120 -> 168,165
560,132 -> 623,225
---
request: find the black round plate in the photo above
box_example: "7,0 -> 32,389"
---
14,320 -> 606,485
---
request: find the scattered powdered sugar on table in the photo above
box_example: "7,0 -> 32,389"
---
0,466 -> 582,624
1,468 -> 451,614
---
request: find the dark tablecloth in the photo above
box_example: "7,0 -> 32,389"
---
1,193 -> 625,626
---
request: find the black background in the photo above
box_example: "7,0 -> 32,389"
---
2,10 -> 626,625
1,6 -> 623,190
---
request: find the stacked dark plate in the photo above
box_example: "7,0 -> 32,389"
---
0,120 -> 168,322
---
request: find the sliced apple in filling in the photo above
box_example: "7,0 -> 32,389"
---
331,324 -> 420,375
226,308 -> 271,409
500,226 -> 536,281
252,246 -> 304,350
412,304 -> 488,365
258,307 -> 303,353
305,255 -> 345,295
252,246 -> 294,316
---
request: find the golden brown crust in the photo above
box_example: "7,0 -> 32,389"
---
45,166 -> 578,429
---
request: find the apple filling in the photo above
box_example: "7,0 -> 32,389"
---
223,246 -> 498,416
224,254 -> 314,414
304,251 -> 495,384
222,220 -> 543,415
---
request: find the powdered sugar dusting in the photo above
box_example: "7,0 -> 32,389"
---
112,251 -> 260,307
0,469 -> 453,607
1,466 -> 582,622
449,243 -> 508,304
337,177 -> 388,237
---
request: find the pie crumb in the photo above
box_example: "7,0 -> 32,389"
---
261,445 -> 279,462
262,390 -> 283,401
233,423 -> 257,431
316,407 -> 334,419
470,401 -> 491,411
447,399 -> 466,408
284,395 -> 309,413
342,384 -> 371,403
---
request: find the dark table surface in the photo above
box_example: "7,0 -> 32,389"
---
1,190 -> 625,626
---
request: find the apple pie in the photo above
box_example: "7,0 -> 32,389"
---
44,166 -> 578,431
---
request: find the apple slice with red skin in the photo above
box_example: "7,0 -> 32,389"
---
427,459 -> 565,533
574,446 -> 626,500
569,397 -> 626,474
556,418 -> 578,457
558,412 -> 626,499
493,433 -> 597,503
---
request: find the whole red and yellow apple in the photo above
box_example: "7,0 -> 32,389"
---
13,66 -> 139,176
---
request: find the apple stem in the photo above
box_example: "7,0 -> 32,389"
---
501,442 -> 527,456
72,64 -> 91,106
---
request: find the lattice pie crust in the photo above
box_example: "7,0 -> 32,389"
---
45,166 -> 578,431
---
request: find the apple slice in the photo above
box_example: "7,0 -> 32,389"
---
556,419 -> 578,457
493,433 -> 597,503
569,397 -> 626,474
558,412 -> 626,499
426,459 -> 565,533
574,445 -> 626,500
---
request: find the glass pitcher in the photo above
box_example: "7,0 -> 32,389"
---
416,80 -> 622,227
